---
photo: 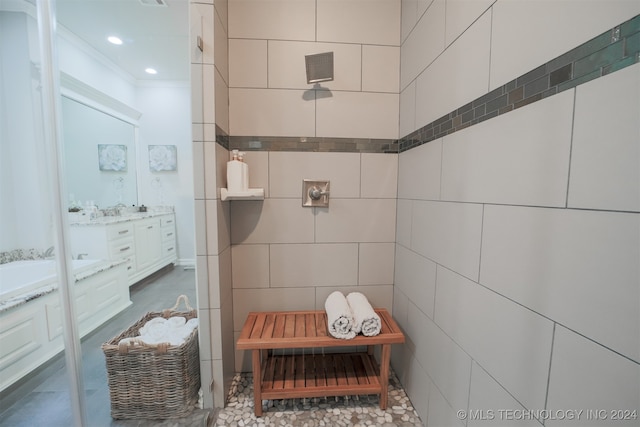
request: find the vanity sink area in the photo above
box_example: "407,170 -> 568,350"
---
69,206 -> 178,286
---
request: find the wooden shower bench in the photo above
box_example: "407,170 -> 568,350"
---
236,308 -> 405,416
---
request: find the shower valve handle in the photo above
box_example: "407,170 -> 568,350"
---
309,186 -> 330,200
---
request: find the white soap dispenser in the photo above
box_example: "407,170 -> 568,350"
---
237,151 -> 249,192
227,149 -> 246,192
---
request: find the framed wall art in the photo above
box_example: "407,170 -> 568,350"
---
98,144 -> 127,172
148,145 -> 177,172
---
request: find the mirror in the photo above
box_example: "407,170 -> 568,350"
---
61,96 -> 138,209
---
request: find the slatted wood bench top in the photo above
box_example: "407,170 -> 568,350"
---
237,308 -> 405,350
236,308 -> 405,417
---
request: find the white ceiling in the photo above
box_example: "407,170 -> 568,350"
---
56,0 -> 190,81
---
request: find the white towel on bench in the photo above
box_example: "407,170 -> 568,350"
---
325,291 -> 356,339
346,292 -> 381,337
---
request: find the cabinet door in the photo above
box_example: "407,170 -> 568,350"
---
134,218 -> 162,272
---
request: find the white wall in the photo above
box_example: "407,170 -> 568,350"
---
396,1 -> 640,425
136,83 -> 195,264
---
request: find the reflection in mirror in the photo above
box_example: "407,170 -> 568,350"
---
62,96 -> 138,209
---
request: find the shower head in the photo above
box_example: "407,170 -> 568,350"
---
305,52 -> 334,84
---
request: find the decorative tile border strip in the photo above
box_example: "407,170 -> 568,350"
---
228,135 -> 398,153
399,14 -> 640,153
216,15 -> 638,155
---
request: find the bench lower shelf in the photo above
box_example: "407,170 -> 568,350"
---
259,353 -> 382,401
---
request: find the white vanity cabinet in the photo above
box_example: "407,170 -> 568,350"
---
70,213 -> 177,286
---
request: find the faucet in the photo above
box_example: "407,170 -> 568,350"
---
77,253 -> 89,260
44,246 -> 55,259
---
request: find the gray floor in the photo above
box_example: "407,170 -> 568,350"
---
0,265 -> 210,427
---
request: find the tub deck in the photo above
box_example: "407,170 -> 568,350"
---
237,309 -> 405,416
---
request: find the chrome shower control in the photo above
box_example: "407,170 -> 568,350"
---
302,180 -> 330,207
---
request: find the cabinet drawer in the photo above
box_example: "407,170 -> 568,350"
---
162,241 -> 176,259
160,216 -> 175,228
106,223 -> 134,241
108,239 -> 135,259
161,227 -> 175,242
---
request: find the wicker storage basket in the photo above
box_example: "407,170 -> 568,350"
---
102,295 -> 200,419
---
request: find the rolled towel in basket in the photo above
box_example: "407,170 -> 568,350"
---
325,291 -> 356,339
346,292 -> 381,336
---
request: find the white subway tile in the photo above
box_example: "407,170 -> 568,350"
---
208,308 -> 222,359
359,242 -> 395,286
219,247 -> 233,307
569,63 -> 640,212
194,199 -> 207,256
406,303 -> 471,408
394,244 -> 437,319
396,200 -> 413,248
441,90 -> 574,207
191,64 -> 203,123
317,0 -> 400,46
207,255 -> 221,308
490,1 -> 640,90
238,150 -> 268,196
401,0 -> 419,43
397,139 -> 442,200
228,0 -> 315,41
217,199 -> 231,253
315,198 -> 396,243
435,267 -> 554,411
400,0 -> 445,89
202,64 -> 216,123
468,362 -> 541,427
445,0 -> 493,47
481,205 -> 640,363
228,39 -> 267,88
427,382 -> 466,427
412,200 -> 483,281
270,243 -> 358,287
231,244 -> 269,288
269,152 -> 360,198
215,143 -> 229,200
362,45 -> 400,93
193,141 -> 205,199
316,91 -> 399,139
229,88 -> 315,137
315,285 -> 393,311
415,11 -> 490,127
205,199 -> 219,254
268,41 -> 361,91
546,326 -> 640,427
214,69 -> 229,133
406,303 -> 471,414
230,199 -> 315,244
401,354 -> 432,421
195,3 -> 214,65
199,309 -> 213,360
233,288 -> 316,330
361,153 -> 398,199
400,81 -> 417,137
196,255 -> 209,308
214,9 -> 228,84
204,142 -> 217,200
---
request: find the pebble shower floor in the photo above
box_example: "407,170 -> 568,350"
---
212,371 -> 423,427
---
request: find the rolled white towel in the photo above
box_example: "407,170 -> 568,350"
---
167,316 -> 186,328
346,292 -> 381,337
325,291 -> 356,339
139,317 -> 167,335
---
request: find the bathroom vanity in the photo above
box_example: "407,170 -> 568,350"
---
69,211 -> 177,286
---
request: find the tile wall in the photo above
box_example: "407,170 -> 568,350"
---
231,151 -> 398,371
190,0 -> 233,409
227,0 -> 400,140
396,1 -> 640,426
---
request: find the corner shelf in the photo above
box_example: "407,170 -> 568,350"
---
220,188 -> 264,201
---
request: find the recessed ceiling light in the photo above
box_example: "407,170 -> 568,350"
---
107,36 -> 123,45
145,68 -> 158,75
